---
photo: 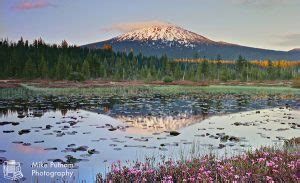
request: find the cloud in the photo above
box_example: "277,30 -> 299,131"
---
12,0 -> 56,10
228,0 -> 288,7
272,33 -> 300,47
100,20 -> 172,33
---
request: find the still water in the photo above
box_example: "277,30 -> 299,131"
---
0,94 -> 299,182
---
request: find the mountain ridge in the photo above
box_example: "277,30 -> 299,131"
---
83,24 -> 300,60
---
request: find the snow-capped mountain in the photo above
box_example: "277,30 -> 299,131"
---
83,24 -> 300,60
114,24 -> 214,47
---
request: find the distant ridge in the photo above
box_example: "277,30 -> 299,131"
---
289,48 -> 300,52
83,24 -> 300,60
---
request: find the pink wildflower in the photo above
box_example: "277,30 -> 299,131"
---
266,161 -> 275,167
266,176 -> 274,183
257,157 -> 266,163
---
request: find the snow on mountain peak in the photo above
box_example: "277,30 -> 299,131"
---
114,24 -> 214,47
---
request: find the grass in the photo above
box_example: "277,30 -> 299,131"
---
96,138 -> 300,183
0,83 -> 299,99
15,83 -> 300,95
0,87 -> 38,99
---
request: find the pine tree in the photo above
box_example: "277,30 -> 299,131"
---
174,64 -> 182,80
216,55 -> 222,80
55,54 -> 67,80
82,59 -> 90,79
201,59 -> 209,80
39,56 -> 48,78
23,57 -> 36,79
267,60 -> 274,80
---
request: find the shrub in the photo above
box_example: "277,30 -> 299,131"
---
68,72 -> 85,82
163,76 -> 173,83
292,77 -> 300,88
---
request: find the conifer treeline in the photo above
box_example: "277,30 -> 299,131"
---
0,38 -> 299,81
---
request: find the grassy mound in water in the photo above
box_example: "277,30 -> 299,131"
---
96,139 -> 300,183
4,84 -> 299,97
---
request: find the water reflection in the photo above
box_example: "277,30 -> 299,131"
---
117,114 -> 204,133
0,105 -> 299,182
0,94 -> 299,119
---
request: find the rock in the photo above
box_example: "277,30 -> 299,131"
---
0,157 -> 7,164
56,132 -> 65,137
67,144 -> 76,147
220,135 -> 229,142
23,143 -> 31,146
0,122 -> 12,126
75,146 -> 88,151
87,149 -> 99,154
52,159 -> 64,163
218,144 -> 226,149
233,122 -> 242,126
169,131 -> 180,136
45,125 -> 52,129
87,149 -> 95,154
3,130 -> 14,133
228,136 -> 240,142
44,147 -> 58,151
17,114 -> 26,118
65,155 -> 80,164
276,128 -> 289,131
18,129 -> 30,135
68,121 -> 77,126
34,140 -> 44,143
108,128 -> 117,131
44,133 -> 53,135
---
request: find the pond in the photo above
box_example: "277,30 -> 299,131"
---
0,93 -> 299,182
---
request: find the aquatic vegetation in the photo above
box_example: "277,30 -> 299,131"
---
1,84 -> 299,100
1,86 -> 299,120
97,147 -> 300,182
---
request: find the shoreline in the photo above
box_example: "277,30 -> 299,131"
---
0,79 -> 296,88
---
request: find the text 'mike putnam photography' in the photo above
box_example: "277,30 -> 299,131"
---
31,162 -> 74,178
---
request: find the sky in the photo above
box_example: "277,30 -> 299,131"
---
1,0 -> 300,51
